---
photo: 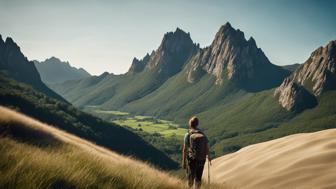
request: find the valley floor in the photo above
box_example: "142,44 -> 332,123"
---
84,106 -> 187,162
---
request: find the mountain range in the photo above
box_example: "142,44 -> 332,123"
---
0,35 -> 177,169
0,21 -> 335,189
34,56 -> 91,85
51,22 -> 336,157
0,35 -> 65,102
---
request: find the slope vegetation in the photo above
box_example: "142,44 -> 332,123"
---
0,106 -> 183,189
0,73 -> 177,169
205,129 -> 336,189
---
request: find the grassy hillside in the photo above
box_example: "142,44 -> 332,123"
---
0,73 -> 178,170
0,106 -> 224,189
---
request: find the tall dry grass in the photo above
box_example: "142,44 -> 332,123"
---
0,106 -> 224,189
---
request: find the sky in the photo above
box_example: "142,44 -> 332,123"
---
0,0 -> 335,75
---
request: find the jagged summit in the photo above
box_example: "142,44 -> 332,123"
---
293,40 -> 336,95
186,23 -> 289,91
219,22 -> 232,31
5,37 -> 14,43
2,37 -> 21,54
215,22 -> 244,41
127,27 -> 198,79
155,27 -> 194,57
248,36 -> 257,47
127,54 -> 150,74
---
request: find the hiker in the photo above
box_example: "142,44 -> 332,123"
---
182,116 -> 211,188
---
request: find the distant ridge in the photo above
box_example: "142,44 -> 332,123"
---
34,56 -> 91,84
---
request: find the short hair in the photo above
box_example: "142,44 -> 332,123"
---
189,116 -> 199,128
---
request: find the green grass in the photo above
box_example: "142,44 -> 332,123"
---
85,107 -> 187,163
94,109 -> 130,116
86,107 -> 187,139
113,118 -> 186,138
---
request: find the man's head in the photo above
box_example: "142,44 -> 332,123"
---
189,116 -> 199,129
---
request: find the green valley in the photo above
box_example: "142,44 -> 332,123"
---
86,107 -> 186,138
84,107 -> 187,162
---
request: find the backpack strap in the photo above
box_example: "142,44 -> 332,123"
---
189,129 -> 199,135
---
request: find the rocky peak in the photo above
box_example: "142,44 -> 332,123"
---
127,56 -> 148,74
0,35 -> 65,101
187,23 -> 289,90
45,56 -> 62,63
141,27 -> 198,78
4,37 -> 21,52
158,27 -> 193,54
0,35 -> 4,46
293,40 -> 336,95
0,35 -> 4,56
0,36 -> 40,81
248,37 -> 257,47
212,22 -> 245,47
274,78 -> 317,112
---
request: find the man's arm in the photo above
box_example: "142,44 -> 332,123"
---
182,143 -> 187,169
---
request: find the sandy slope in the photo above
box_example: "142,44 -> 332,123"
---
204,129 -> 336,189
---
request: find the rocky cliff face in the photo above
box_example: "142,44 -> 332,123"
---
186,22 -> 289,91
274,40 -> 335,112
293,40 -> 336,95
274,78 -> 317,112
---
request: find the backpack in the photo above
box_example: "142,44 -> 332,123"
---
188,129 -> 208,161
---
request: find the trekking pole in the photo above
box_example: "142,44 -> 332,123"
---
208,158 -> 210,184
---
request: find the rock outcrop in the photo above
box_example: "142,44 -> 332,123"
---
186,22 -> 289,91
293,40 -> 336,95
274,40 -> 335,112
274,78 -> 317,112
